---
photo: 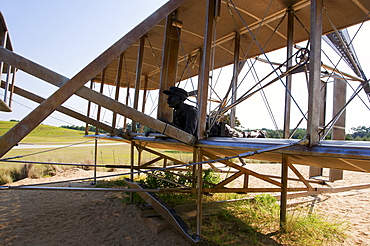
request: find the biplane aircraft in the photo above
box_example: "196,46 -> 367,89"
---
1,0 -> 370,242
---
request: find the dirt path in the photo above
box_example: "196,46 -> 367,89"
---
0,169 -> 191,246
1,167 -> 370,245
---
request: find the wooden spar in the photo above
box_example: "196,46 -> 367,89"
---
283,7 -> 294,139
332,76 -> 347,140
140,75 -> 149,133
196,147 -> 203,236
307,0 -> 323,146
132,36 -> 145,133
0,0 -> 188,157
230,32 -> 240,128
96,68 -> 106,134
205,150 -> 283,187
8,67 -> 16,108
111,53 -> 124,134
329,76 -> 346,181
85,80 -> 94,135
280,154 -> 289,231
157,12 -> 182,121
0,81 -> 120,135
0,30 -> 7,86
123,59 -> 131,131
3,64 -> 11,104
0,47 -> 196,152
198,0 -> 218,139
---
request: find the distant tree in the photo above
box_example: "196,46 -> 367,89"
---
60,125 -> 107,133
219,113 -> 242,127
349,126 -> 370,140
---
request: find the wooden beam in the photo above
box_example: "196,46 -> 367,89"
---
329,76 -> 346,181
96,68 -> 106,134
287,162 -> 313,190
0,47 -> 196,155
203,187 -> 309,193
283,7 -> 294,139
307,0 -> 323,146
0,0 -> 188,157
198,0 -> 218,139
1,81 -> 120,135
213,171 -> 243,189
132,36 -> 145,133
230,32 -> 240,128
203,150 -> 282,187
111,53 -> 124,134
85,80 -> 94,135
158,12 -> 182,120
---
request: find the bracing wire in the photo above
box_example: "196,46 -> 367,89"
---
247,59 -> 281,137
318,12 -> 370,139
1,137 -> 104,161
209,0 -> 280,130
0,93 -> 80,126
211,4 -> 307,132
215,3 -> 313,129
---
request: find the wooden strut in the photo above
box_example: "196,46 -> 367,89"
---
0,47 -> 196,153
0,81 -> 121,135
0,0 -> 190,158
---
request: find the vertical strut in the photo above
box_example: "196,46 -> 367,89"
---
132,36 -> 145,133
111,53 -> 124,134
283,7 -> 294,139
280,154 -> 289,231
198,0 -> 218,139
230,32 -> 240,128
158,12 -> 182,121
307,0 -> 323,146
196,147 -> 203,236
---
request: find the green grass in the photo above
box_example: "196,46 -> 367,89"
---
0,120 -> 194,184
97,175 -> 349,245
0,120 -> 91,143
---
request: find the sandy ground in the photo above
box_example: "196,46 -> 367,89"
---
0,166 -> 370,245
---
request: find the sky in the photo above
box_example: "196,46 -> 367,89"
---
0,0 -> 369,132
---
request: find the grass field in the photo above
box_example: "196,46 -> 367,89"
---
0,120 -> 193,184
0,120 -> 92,143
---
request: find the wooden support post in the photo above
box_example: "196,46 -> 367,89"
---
130,141 -> 135,203
329,76 -> 346,181
96,68 -> 106,134
132,36 -> 145,133
230,32 -> 240,128
196,147 -> 203,236
8,67 -> 17,108
192,147 -> 197,188
85,80 -> 94,135
0,46 -> 196,153
307,0 -> 323,146
158,12 -> 182,121
111,53 -> 124,134
123,78 -> 131,131
244,174 -> 249,189
3,64 -> 11,104
0,0 -> 187,158
283,7 -> 294,139
0,30 -> 8,85
140,75 -> 149,133
93,137 -> 98,185
198,0 -> 219,139
310,74 -> 327,177
0,81 -> 120,135
280,154 -> 289,231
